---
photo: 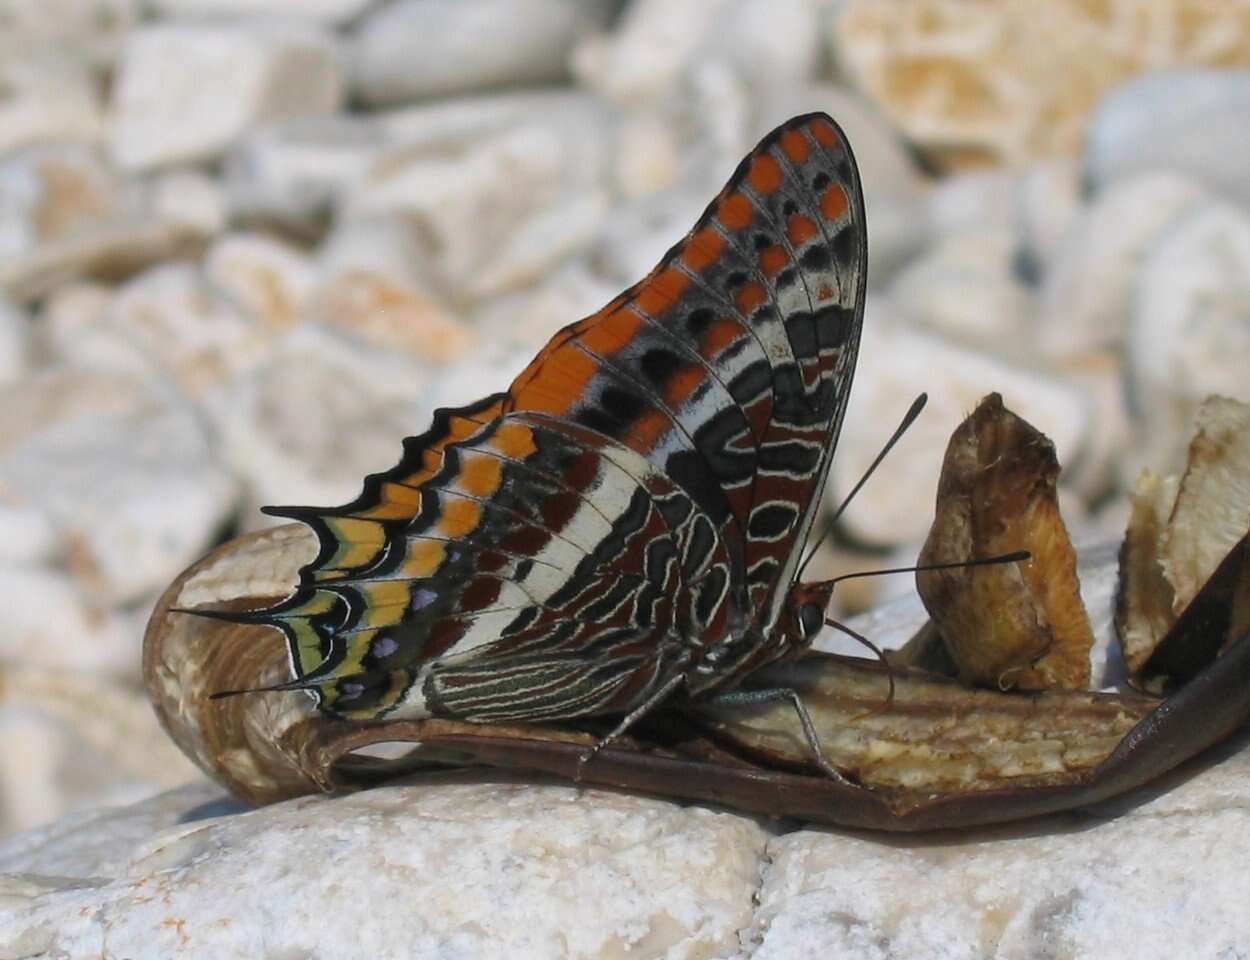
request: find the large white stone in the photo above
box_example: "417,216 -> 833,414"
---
147,0 -> 373,23
574,0 -> 819,108
889,226 -> 1034,355
1035,172 -> 1209,360
0,51 -> 102,153
2,718 -> 1250,955
108,21 -> 343,171
0,299 -> 28,386
348,0 -> 613,106
750,740 -> 1250,959
0,145 -> 216,303
0,0 -> 138,69
344,96 -> 612,301
1088,69 -> 1250,211
0,781 -> 766,957
204,230 -> 317,331
1126,201 -> 1250,477
39,262 -> 273,396
316,217 -> 473,363
224,114 -> 390,230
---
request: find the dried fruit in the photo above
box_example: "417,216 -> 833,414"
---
915,393 -> 1094,690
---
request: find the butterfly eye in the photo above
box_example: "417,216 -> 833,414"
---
796,602 -> 824,640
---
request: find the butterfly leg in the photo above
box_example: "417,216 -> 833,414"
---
575,671 -> 689,783
704,687 -> 857,787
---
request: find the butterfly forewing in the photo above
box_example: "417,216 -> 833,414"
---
245,113 -> 866,723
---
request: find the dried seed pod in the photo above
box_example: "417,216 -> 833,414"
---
916,393 -> 1094,690
1116,396 -> 1250,689
146,521 -> 1164,826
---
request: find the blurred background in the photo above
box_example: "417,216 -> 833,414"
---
0,0 -> 1248,837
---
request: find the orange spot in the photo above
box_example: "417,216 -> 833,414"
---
630,409 -> 670,450
398,539 -> 446,578
735,282 -> 768,315
360,580 -> 411,627
356,481 -> 422,520
512,344 -> 599,416
820,183 -> 848,222
817,283 -> 835,301
682,228 -> 726,272
635,268 -> 690,318
717,193 -> 753,231
492,421 -> 537,459
787,214 -> 818,247
748,154 -> 783,194
702,318 -> 742,357
780,129 -> 810,163
440,497 -> 482,538
665,365 -> 704,408
759,245 -> 789,277
581,307 -> 644,354
809,118 -> 840,148
458,453 -> 503,498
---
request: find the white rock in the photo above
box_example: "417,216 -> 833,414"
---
1087,69 -> 1250,211
889,226 -> 1034,354
0,781 -> 765,956
317,218 -> 473,364
927,166 -> 1021,237
108,21 -> 343,172
0,51 -> 103,153
0,568 -> 135,676
224,114 -> 389,229
345,99 -> 612,301
1035,172 -> 1208,359
1126,201 -> 1250,475
750,740 -> 1250,958
0,367 -> 237,604
0,0 -> 138,69
0,499 -> 57,568
0,669 -> 198,838
578,0 -> 824,116
349,0 -> 612,106
0,145 -> 214,303
146,168 -> 228,237
0,781 -> 230,879
55,260 -> 275,392
147,0 -> 372,23
829,304 -> 1091,547
206,326 -> 434,522
204,230 -> 317,331
707,0 -> 824,91
0,299 -> 28,385
1016,157 -> 1083,280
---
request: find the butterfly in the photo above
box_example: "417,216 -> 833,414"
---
212,113 -> 867,770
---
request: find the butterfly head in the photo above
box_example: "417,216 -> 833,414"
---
782,581 -> 836,648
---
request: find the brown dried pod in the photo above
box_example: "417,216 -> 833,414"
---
1117,396 -> 1250,690
915,393 -> 1095,690
145,521 -> 1250,830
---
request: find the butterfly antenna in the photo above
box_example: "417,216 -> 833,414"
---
825,550 -> 1030,586
797,393 -> 928,579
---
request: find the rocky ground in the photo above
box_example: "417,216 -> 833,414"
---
0,0 -> 1249,951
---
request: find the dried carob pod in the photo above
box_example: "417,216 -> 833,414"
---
145,519 -> 1250,831
914,393 -> 1095,690
1117,396 -> 1250,691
